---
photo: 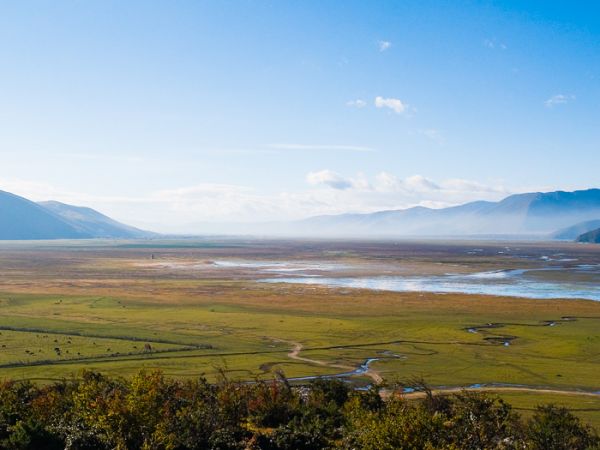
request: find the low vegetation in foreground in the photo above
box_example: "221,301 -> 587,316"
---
0,370 -> 598,450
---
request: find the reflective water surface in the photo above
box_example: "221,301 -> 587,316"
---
261,266 -> 600,301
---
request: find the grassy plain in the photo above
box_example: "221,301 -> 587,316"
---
0,238 -> 598,427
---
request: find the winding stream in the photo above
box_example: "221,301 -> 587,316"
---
287,358 -> 379,382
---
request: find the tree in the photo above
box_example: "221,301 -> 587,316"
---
526,404 -> 599,450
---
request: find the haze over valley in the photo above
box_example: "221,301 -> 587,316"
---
3,187 -> 600,241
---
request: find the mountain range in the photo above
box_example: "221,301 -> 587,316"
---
0,190 -> 153,240
292,188 -> 600,238
1,188 -> 600,241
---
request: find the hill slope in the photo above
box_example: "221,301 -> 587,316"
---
577,227 -> 600,243
39,201 -> 155,239
552,219 -> 600,240
0,190 -> 154,240
0,190 -> 89,240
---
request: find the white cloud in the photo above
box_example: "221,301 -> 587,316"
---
544,94 -> 575,108
371,173 -> 441,194
374,96 -> 407,114
346,99 -> 367,108
312,171 -> 513,204
306,170 -> 354,190
269,143 -> 374,152
378,40 -> 391,52
403,175 -> 440,192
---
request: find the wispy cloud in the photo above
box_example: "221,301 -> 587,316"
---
269,143 -> 375,152
198,144 -> 376,155
57,153 -> 145,163
307,171 -> 512,198
0,178 -> 150,206
484,38 -> 507,50
378,40 -> 392,52
346,99 -> 367,108
374,96 -> 408,114
418,129 -> 444,144
544,94 -> 575,108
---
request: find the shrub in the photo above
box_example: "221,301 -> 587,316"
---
525,404 -> 600,450
0,371 -> 597,450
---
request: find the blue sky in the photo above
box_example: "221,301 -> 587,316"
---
1,1 -> 599,231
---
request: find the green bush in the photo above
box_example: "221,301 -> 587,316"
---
0,370 -> 596,449
525,404 -> 600,450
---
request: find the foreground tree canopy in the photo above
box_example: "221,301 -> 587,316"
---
0,370 -> 597,450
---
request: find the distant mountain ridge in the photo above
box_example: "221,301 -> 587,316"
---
0,190 -> 154,240
39,201 -> 155,239
552,219 -> 600,240
3,187 -> 600,240
577,227 -> 600,243
295,188 -> 600,237
0,190 -> 88,240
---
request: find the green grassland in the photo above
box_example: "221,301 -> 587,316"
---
492,391 -> 600,429
0,239 -> 598,428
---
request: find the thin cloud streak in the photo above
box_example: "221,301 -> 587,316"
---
346,99 -> 367,108
268,143 -> 375,152
57,153 -> 146,163
544,94 -> 575,108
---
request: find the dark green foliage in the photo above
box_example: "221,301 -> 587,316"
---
442,392 -> 523,449
0,370 -> 596,449
207,428 -> 247,450
309,378 -> 350,408
354,385 -> 384,412
526,404 -> 600,450
247,380 -> 298,428
4,418 -> 63,450
261,416 -> 329,450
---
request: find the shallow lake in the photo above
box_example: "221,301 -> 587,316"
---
261,267 -> 600,301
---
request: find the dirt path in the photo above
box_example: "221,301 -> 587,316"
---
284,341 -> 383,384
275,340 -> 598,396
397,385 -> 600,399
284,341 -> 596,396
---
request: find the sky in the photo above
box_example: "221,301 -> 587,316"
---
1,1 -> 599,232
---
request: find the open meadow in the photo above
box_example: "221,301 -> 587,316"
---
0,238 -> 599,429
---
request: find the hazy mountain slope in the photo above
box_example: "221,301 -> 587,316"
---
0,190 -> 89,240
0,189 -> 155,240
296,189 -> 600,237
552,219 -> 600,240
39,201 -> 155,239
577,228 -> 600,243
523,189 -> 600,231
